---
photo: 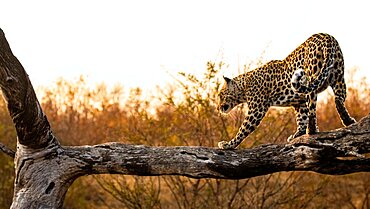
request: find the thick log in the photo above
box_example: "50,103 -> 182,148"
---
0,28 -> 369,209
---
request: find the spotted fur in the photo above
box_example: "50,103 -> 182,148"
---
218,33 -> 356,150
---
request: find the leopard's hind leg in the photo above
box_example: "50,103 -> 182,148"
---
287,103 -> 308,142
332,77 -> 356,126
307,92 -> 319,134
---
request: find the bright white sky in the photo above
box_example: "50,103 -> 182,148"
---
1,0 -> 369,90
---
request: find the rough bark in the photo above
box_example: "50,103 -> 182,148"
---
0,28 -> 369,209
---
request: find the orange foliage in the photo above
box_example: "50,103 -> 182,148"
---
0,60 -> 369,208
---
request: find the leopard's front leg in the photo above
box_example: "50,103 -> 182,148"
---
218,105 -> 268,150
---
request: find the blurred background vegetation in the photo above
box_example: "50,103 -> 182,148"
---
0,58 -> 369,209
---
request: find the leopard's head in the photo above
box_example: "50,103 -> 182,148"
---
217,76 -> 240,114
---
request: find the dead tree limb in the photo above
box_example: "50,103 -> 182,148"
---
0,141 -> 15,157
0,28 -> 369,209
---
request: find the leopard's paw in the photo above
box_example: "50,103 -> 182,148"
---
218,141 -> 236,150
287,135 -> 294,142
218,141 -> 227,149
287,131 -> 305,142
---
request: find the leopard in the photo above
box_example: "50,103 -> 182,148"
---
217,33 -> 356,150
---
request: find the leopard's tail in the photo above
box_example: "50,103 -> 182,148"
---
291,60 -> 334,94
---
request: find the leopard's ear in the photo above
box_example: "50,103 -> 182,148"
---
223,76 -> 232,85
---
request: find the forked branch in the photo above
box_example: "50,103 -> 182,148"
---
0,28 -> 369,209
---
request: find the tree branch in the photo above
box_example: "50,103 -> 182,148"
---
0,28 -> 55,149
63,116 -> 369,178
0,142 -> 15,158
